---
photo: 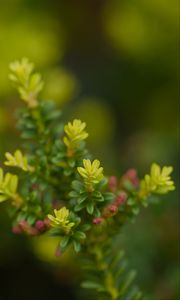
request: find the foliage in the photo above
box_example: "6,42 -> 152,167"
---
0,58 -> 176,300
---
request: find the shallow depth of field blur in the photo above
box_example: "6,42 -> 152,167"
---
0,1 -> 179,299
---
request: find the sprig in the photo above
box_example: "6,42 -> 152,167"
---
63,119 -> 88,157
9,57 -> 44,108
0,168 -> 22,206
77,159 -> 104,192
4,149 -> 34,172
48,207 -> 75,234
139,163 -> 175,199
0,58 -> 176,300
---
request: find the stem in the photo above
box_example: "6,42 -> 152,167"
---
86,239 -> 119,300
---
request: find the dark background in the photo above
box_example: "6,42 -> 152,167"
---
0,0 -> 179,299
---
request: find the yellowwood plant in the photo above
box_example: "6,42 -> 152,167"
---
0,58 -> 175,300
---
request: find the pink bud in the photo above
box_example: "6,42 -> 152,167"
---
44,218 -> 50,227
55,247 -> 61,257
108,176 -> 117,192
108,204 -> 118,213
126,169 -> 137,179
12,224 -> 22,234
115,191 -> 127,206
120,169 -> 140,188
35,220 -> 45,232
19,220 -> 38,236
131,177 -> 140,188
92,217 -> 103,225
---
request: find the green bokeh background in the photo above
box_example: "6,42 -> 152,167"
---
0,1 -> 179,299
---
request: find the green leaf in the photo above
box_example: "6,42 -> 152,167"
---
92,191 -> 102,198
77,194 -> 88,204
0,168 -> 3,183
64,169 -> 72,176
81,281 -> 104,290
0,194 -> 8,202
80,223 -> 91,231
132,207 -> 140,215
48,228 -> 62,237
95,196 -> 104,202
17,212 -> 28,221
68,159 -> 75,168
124,180 -> 134,191
86,202 -> 94,215
72,180 -> 83,191
74,231 -> 86,240
9,175 -> 18,194
27,215 -> 36,225
69,191 -> 79,198
119,270 -> 137,296
96,177 -> 108,189
44,110 -> 61,121
73,240 -> 81,252
94,207 -> 101,217
74,202 -> 85,212
60,236 -> 70,249
21,130 -> 36,139
103,192 -> 115,202
127,198 -> 135,206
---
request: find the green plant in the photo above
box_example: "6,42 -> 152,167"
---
0,58 -> 175,300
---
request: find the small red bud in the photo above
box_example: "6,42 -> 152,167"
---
120,169 -> 140,188
44,218 -> 51,227
108,204 -> 118,213
12,224 -> 22,234
19,220 -> 38,236
55,247 -> 61,257
108,176 -> 117,192
126,169 -> 137,179
115,191 -> 127,206
92,217 -> 103,225
35,220 -> 45,232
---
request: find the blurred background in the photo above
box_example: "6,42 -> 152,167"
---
0,0 -> 179,299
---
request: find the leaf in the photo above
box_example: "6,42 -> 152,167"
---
3,173 -> 11,187
77,194 -> 88,204
68,159 -> 75,168
132,207 -> 140,215
0,168 -> 3,183
74,231 -> 86,240
96,177 -> 108,189
92,191 -> 102,198
119,270 -> 137,296
80,223 -> 91,231
60,236 -> 70,249
27,215 -> 36,225
48,228 -> 62,237
72,180 -> 83,191
73,240 -> 81,252
21,130 -> 36,139
74,203 -> 85,212
127,198 -> 136,206
86,202 -> 94,215
0,194 -> 8,202
9,175 -> 18,194
95,195 -> 104,202
103,192 -> 115,202
69,191 -> 79,198
94,207 -> 101,217
81,281 -> 104,290
44,110 -> 61,121
64,169 -> 72,176
124,180 -> 134,191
